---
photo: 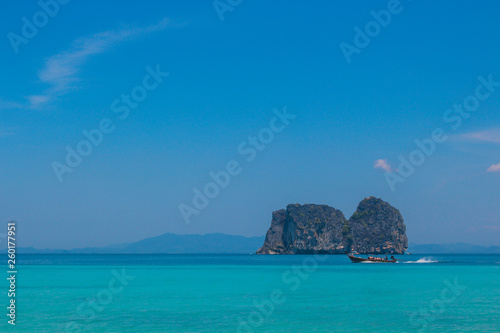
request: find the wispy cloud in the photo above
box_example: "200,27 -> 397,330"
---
487,163 -> 500,173
0,127 -> 15,137
0,99 -> 23,110
374,159 -> 392,172
467,225 -> 500,233
459,128 -> 500,144
456,129 -> 500,173
1,18 -> 172,110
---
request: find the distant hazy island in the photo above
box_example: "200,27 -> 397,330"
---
8,234 -> 265,255
257,197 -> 408,255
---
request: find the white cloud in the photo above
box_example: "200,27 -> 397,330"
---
459,128 -> 500,144
1,18 -> 172,110
374,159 -> 392,172
487,163 -> 500,173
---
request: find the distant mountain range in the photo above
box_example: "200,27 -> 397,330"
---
5,233 -> 265,254
3,233 -> 500,254
408,243 -> 500,254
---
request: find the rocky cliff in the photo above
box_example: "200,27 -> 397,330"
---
347,197 -> 408,254
257,197 -> 408,254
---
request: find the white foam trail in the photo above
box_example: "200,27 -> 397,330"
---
404,257 -> 438,263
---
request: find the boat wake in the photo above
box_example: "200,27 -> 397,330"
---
404,257 -> 438,263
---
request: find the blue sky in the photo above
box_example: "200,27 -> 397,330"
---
1,0 -> 499,249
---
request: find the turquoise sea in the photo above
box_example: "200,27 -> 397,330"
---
3,254 -> 500,332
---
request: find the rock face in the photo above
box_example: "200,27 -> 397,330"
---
348,197 -> 408,254
257,204 -> 349,254
257,197 -> 408,254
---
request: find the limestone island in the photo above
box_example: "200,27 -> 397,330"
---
257,197 -> 408,254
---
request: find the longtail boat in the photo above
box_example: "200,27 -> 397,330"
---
346,253 -> 397,263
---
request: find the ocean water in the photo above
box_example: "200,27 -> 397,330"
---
3,254 -> 500,332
